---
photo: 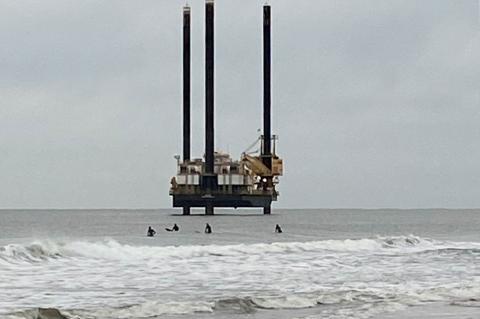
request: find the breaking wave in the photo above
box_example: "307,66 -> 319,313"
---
2,236 -> 479,318
1,235 -> 479,264
0,242 -> 63,263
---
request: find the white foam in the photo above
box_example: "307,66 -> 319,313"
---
1,236 -> 479,318
252,295 -> 319,309
83,300 -> 214,318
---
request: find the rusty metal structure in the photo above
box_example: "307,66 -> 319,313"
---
170,1 -> 283,215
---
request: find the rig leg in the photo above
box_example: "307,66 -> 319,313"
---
263,205 -> 271,215
205,205 -> 214,216
183,206 -> 191,215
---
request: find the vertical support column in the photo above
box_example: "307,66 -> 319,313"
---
263,5 -> 272,215
204,0 -> 216,215
182,6 -> 191,216
262,5 -> 272,169
206,204 -> 214,216
183,6 -> 191,162
205,0 -> 215,175
263,206 -> 271,215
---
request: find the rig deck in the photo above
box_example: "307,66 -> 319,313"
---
170,152 -> 282,215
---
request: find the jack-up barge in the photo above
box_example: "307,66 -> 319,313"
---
170,1 -> 283,215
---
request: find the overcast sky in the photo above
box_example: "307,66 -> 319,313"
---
0,0 -> 479,209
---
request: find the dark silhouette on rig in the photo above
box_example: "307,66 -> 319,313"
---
170,0 -> 283,215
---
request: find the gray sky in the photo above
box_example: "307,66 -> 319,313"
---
0,0 -> 479,209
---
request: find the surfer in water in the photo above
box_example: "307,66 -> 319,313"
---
205,223 -> 212,234
166,224 -> 179,232
275,224 -> 283,233
147,226 -> 156,237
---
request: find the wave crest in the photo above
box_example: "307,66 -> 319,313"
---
1,236 -> 479,264
0,242 -> 62,263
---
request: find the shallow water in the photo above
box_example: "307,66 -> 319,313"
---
0,209 -> 479,319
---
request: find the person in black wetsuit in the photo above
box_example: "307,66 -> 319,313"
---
147,226 -> 156,237
166,224 -> 180,232
205,223 -> 212,234
275,224 -> 283,233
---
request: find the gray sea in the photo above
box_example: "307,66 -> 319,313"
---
0,209 -> 479,319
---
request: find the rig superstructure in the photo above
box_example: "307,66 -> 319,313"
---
170,0 -> 283,215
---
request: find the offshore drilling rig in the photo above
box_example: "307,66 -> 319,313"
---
170,0 -> 283,215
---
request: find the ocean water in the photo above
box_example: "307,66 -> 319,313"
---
0,209 -> 479,319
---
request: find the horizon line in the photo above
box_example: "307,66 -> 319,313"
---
0,207 -> 478,211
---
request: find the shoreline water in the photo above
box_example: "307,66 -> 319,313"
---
1,209 -> 479,319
